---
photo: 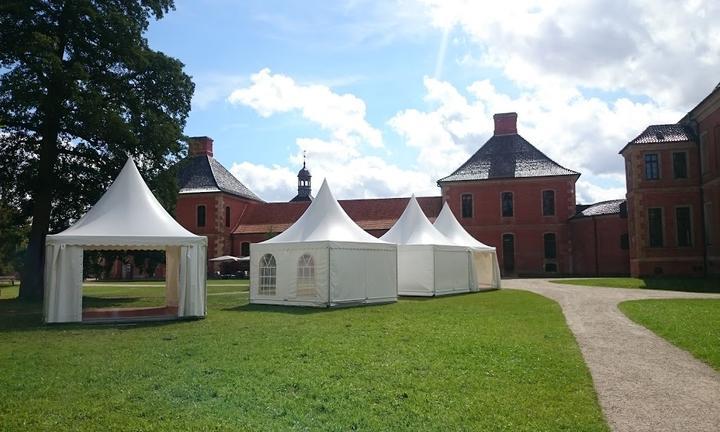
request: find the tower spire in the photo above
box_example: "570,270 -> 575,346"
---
290,153 -> 313,202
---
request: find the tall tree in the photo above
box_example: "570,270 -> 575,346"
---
0,1 -> 194,300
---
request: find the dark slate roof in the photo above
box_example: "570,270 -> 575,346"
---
572,199 -> 626,219
177,155 -> 263,202
289,193 -> 313,202
438,134 -> 579,183
627,124 -> 695,145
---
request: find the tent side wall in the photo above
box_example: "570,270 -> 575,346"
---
250,242 -> 331,307
328,242 -> 397,305
176,243 -> 207,318
473,250 -> 502,289
397,245 -> 435,296
44,243 -> 84,323
433,246 -> 473,296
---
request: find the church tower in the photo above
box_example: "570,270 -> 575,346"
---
290,155 -> 313,202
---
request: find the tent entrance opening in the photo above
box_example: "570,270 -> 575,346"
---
81,249 -> 177,322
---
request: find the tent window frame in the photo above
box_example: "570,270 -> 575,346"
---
296,253 -> 317,297
259,254 -> 277,295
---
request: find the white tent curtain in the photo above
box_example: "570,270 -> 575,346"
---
44,244 -> 83,323
178,244 -> 207,317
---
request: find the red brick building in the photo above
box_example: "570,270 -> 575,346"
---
177,113 -> 630,277
621,84 -> 720,277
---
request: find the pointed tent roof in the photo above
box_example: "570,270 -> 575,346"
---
433,202 -> 495,250
380,196 -> 455,246
262,179 -> 384,243
48,157 -> 204,245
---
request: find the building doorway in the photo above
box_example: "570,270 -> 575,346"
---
502,234 -> 515,274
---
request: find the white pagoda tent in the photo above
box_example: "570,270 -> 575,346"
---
250,180 -> 397,307
44,157 -> 207,323
380,196 -> 474,296
433,202 -> 501,289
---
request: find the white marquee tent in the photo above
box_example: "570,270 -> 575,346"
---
250,180 -> 397,307
44,157 -> 207,323
433,202 -> 501,289
380,196 -> 474,296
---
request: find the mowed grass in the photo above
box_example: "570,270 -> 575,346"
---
619,299 -> 720,371
550,277 -> 720,293
0,282 -> 608,431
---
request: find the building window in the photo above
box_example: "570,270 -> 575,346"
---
676,207 -> 692,247
197,205 -> 206,227
502,234 -> 515,273
620,233 -> 629,250
705,202 -> 713,245
542,190 -> 555,216
296,254 -> 316,297
461,194 -> 473,218
544,233 -> 557,259
259,254 -> 277,295
672,152 -> 688,179
648,208 -> 663,247
225,206 -> 231,227
644,154 -> 659,180
241,242 -> 250,256
502,192 -> 514,217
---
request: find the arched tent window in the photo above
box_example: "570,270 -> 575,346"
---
259,254 -> 276,295
296,254 -> 316,297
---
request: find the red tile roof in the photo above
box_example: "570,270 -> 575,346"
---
233,196 -> 443,235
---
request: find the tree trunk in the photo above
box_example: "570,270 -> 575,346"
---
19,135 -> 59,301
18,2 -> 72,302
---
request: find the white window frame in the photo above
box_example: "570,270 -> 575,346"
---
259,254 -> 277,296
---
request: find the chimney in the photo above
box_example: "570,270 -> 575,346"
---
188,136 -> 214,157
493,112 -> 518,136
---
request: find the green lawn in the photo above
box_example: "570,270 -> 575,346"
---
0,283 -> 608,431
619,299 -> 720,371
550,277 -> 720,293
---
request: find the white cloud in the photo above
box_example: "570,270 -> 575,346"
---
417,0 -> 720,107
192,73 -> 246,110
228,68 -> 382,148
227,69 -> 437,200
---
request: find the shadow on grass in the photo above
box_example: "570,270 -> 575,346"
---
0,297 -> 189,333
640,277 -> 720,293
82,296 -> 164,309
223,300 -> 396,315
551,277 -> 720,293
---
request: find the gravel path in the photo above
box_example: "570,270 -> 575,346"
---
502,279 -> 720,432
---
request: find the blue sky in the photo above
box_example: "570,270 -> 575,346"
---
147,0 -> 720,203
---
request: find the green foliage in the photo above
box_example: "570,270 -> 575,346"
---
620,299 -> 720,371
0,287 -> 609,431
0,1 -> 194,298
550,277 -> 720,293
0,203 -> 29,274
